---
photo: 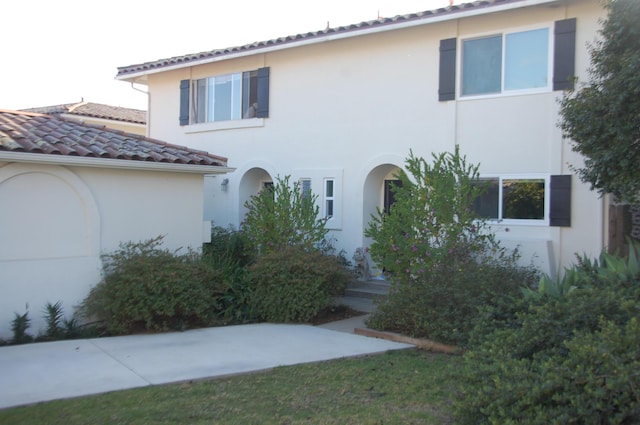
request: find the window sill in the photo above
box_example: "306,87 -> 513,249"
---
486,219 -> 550,227
458,87 -> 551,101
183,118 -> 264,134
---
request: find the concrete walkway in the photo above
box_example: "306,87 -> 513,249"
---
0,319 -> 411,410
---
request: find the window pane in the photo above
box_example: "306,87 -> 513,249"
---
505,28 -> 549,90
207,77 -> 215,122
472,178 -> 499,219
462,35 -> 502,95
231,73 -> 242,121
300,179 -> 311,199
325,180 -> 334,197
326,200 -> 334,218
194,79 -> 207,123
214,74 -> 233,121
242,70 -> 258,118
502,179 -> 545,219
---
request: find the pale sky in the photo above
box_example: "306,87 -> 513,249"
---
3,0 -> 451,111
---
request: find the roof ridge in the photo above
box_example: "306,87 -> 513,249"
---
67,101 -> 89,113
116,0 -> 533,78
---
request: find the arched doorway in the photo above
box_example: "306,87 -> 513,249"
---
361,163 -> 402,278
238,167 -> 273,224
362,164 -> 402,232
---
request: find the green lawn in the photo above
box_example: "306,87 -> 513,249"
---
0,349 -> 460,424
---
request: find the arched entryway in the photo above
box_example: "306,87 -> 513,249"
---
362,163 -> 403,233
361,163 -> 402,277
238,167 -> 273,223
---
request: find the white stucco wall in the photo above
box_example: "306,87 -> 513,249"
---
0,161 -> 208,339
143,0 -> 605,277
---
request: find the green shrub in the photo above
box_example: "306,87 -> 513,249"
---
365,148 -> 538,345
202,226 -> 256,324
367,256 -> 537,345
454,244 -> 640,424
248,247 -> 352,323
241,175 -> 329,256
80,236 -> 225,335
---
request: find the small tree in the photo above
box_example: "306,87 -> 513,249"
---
365,146 -> 498,281
241,175 -> 329,255
365,148 -> 535,344
559,0 -> 640,204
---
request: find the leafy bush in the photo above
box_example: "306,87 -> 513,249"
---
365,148 -> 537,345
241,175 -> 329,255
368,257 -> 537,345
80,236 -> 225,335
202,226 -> 256,324
248,246 -> 352,323
454,243 -> 640,424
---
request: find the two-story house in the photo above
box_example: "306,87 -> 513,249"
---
116,0 -> 606,276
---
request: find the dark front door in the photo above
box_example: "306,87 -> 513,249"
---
384,179 -> 402,215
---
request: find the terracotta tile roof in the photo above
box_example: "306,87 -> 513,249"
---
0,110 -> 227,167
23,102 -> 146,125
116,0 -> 529,78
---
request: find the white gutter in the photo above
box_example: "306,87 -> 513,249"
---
0,152 -> 235,175
116,0 -> 561,82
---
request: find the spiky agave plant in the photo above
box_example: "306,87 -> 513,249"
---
11,311 -> 32,344
42,300 -> 65,339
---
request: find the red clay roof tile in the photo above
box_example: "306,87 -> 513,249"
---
0,110 -> 227,168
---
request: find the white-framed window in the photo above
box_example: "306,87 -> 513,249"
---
461,26 -> 551,97
472,176 -> 549,224
324,179 -> 335,219
191,70 -> 258,124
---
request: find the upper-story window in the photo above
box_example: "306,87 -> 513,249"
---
438,19 -> 576,101
462,28 -> 550,96
180,67 -> 269,126
192,71 -> 257,123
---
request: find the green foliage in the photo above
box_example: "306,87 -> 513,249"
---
241,175 -> 329,255
365,148 -> 536,345
10,311 -> 32,345
80,236 -> 225,335
365,147 -> 496,277
454,243 -> 640,424
202,226 -> 257,324
41,301 -> 65,340
367,257 -> 537,345
559,0 -> 640,203
248,246 -> 352,323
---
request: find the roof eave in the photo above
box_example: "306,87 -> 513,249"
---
115,0 -> 561,83
0,152 -> 235,175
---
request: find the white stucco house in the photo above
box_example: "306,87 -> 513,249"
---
116,0 -> 608,278
0,109 -> 231,339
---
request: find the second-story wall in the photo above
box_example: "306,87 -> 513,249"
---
144,0 -> 605,275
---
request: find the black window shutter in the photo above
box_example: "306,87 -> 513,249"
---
179,79 -> 190,126
550,175 -> 572,227
553,18 -> 576,91
438,38 -> 457,101
256,67 -> 270,118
